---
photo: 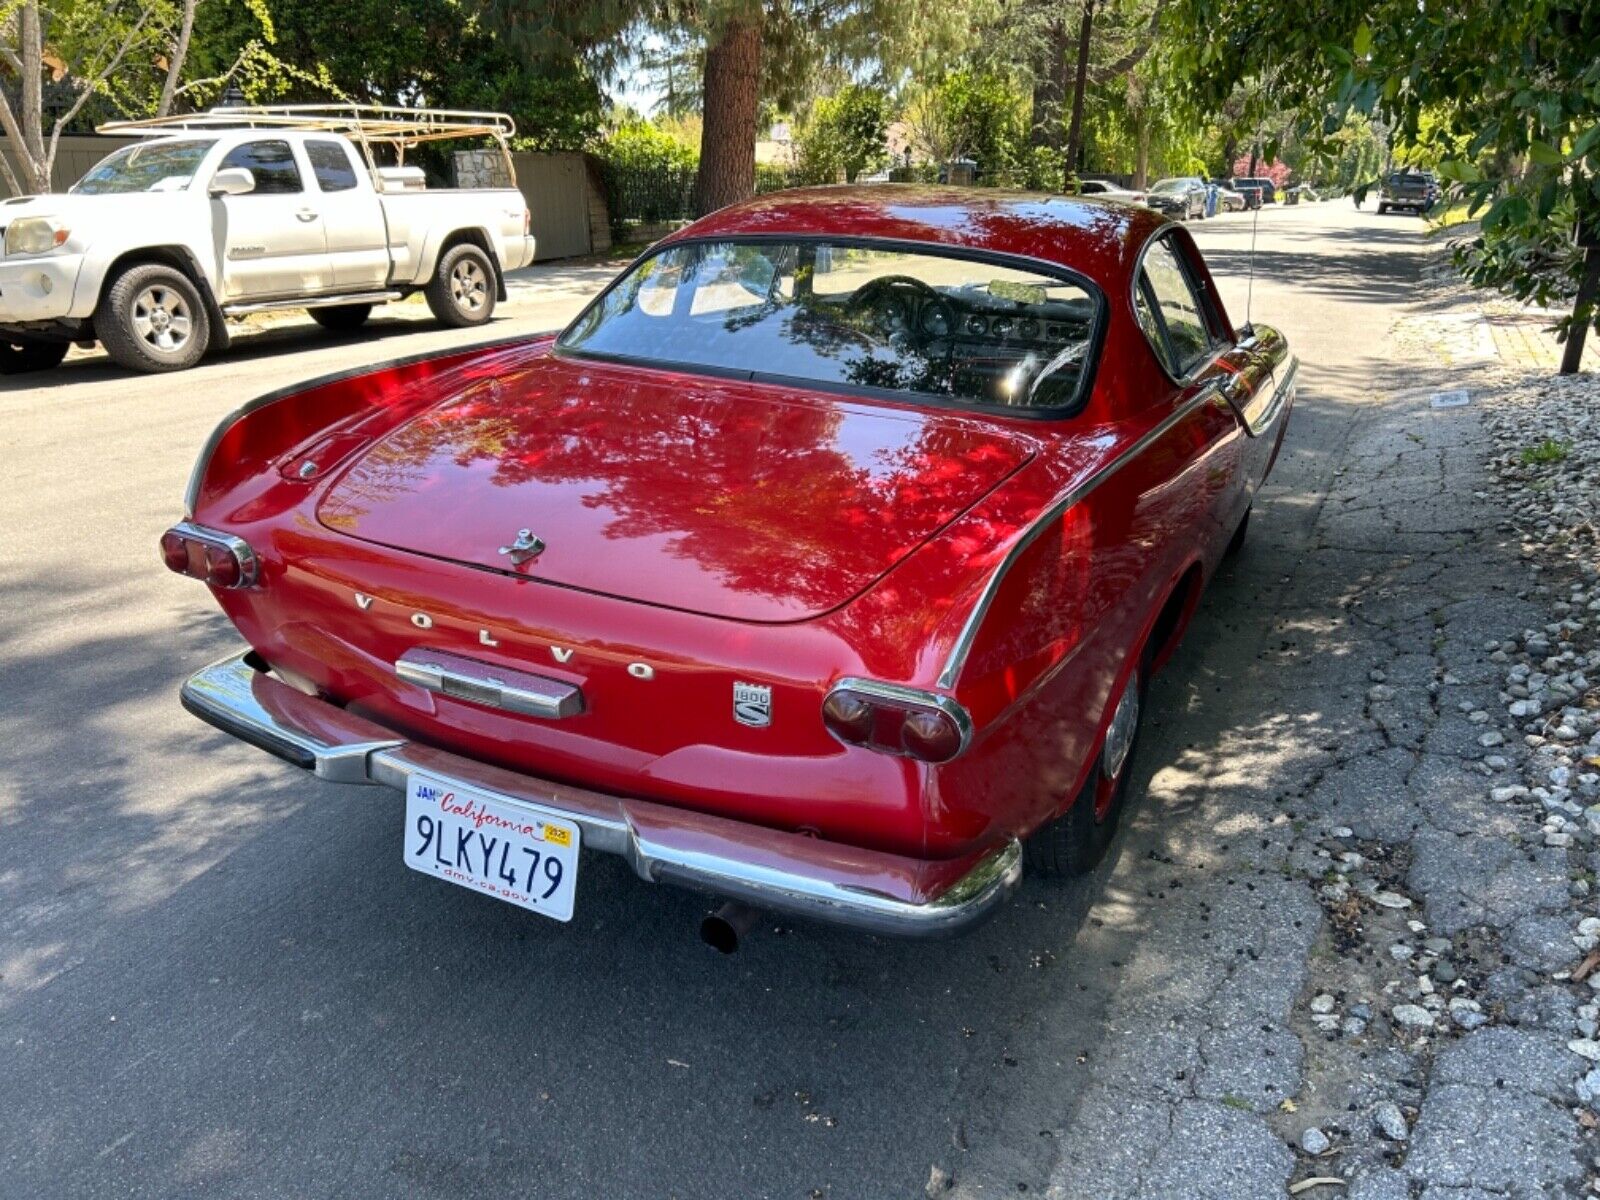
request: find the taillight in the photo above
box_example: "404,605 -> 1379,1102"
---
159,522 -> 258,589
821,680 -> 971,764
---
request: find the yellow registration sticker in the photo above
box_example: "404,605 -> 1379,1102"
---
541,823 -> 572,847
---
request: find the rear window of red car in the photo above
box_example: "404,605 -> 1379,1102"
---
558,238 -> 1104,413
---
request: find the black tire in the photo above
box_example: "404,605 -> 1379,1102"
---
93,263 -> 210,373
0,338 -> 69,375
424,243 -> 496,328
1025,667 -> 1144,878
308,304 -> 373,332
1376,203 -> 1389,215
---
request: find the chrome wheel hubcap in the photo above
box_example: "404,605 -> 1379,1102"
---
131,286 -> 192,353
1102,672 -> 1140,780
450,260 -> 488,313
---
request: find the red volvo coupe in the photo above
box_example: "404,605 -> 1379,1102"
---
165,186 -> 1295,939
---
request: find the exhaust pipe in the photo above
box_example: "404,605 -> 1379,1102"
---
700,902 -> 761,954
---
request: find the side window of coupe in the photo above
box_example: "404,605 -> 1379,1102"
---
306,139 -> 360,192
217,140 -> 303,194
1138,238 -> 1220,378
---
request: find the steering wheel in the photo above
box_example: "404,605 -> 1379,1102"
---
847,275 -> 953,340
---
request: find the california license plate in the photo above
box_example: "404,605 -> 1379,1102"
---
403,775 -> 580,922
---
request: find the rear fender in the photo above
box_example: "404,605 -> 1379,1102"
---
185,335 -> 550,523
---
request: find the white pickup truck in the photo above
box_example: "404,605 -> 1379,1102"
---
0,105 -> 536,374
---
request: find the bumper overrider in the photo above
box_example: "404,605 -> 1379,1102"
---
181,651 -> 1023,937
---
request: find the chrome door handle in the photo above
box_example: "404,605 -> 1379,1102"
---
296,210 -> 319,222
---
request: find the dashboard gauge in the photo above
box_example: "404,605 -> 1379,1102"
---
965,315 -> 988,336
991,317 -> 1013,338
1018,319 -> 1040,339
919,305 -> 952,338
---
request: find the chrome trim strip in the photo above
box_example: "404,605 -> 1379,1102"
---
395,648 -> 583,719
180,650 -> 1021,937
220,289 -> 401,316
825,676 -> 975,756
169,519 -> 259,587
936,384 -> 1218,691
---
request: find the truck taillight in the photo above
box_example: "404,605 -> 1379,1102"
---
822,680 -> 972,764
160,522 -> 258,589
523,208 -> 531,236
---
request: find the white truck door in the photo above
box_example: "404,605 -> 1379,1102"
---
304,139 -> 390,290
209,139 -> 332,300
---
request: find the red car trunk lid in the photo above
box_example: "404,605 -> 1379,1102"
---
316,356 -> 1034,622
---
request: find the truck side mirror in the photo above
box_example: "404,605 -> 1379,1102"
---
208,168 -> 256,197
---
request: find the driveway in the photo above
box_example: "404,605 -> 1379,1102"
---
0,203 -> 1506,1199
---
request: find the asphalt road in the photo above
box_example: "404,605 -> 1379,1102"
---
0,199 -> 1431,1199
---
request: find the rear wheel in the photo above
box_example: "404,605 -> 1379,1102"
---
94,263 -> 210,373
0,338 -> 69,374
1377,202 -> 1389,215
424,243 -> 496,328
308,303 -> 372,332
1025,667 -> 1143,878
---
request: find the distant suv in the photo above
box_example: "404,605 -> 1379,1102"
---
1146,177 -> 1207,221
1377,171 -> 1437,216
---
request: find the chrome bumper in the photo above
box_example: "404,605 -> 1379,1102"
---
180,651 -> 1022,937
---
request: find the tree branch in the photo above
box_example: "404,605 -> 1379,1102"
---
1088,0 -> 1167,85
157,0 -> 200,116
0,82 -> 35,194
47,0 -> 160,166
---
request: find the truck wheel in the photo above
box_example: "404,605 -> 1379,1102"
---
425,243 -> 496,328
309,304 -> 373,332
1376,202 -> 1389,215
0,338 -> 69,375
94,264 -> 210,373
1025,667 -> 1143,878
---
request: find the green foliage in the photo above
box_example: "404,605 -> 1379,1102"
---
901,69 -> 1028,182
794,83 -> 890,182
204,0 -> 604,149
1521,439 -> 1571,465
602,117 -> 700,173
1166,0 -> 1600,342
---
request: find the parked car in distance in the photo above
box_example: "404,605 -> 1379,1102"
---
1146,177 -> 1208,220
1079,178 -> 1147,205
0,104 -> 536,375
1377,170 -> 1437,215
1216,185 -> 1247,212
167,186 -> 1296,942
1225,177 -> 1264,209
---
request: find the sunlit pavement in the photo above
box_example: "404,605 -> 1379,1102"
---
0,201 -> 1462,1198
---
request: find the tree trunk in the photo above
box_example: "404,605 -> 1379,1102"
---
1246,142 -> 1260,179
1135,109 -> 1150,189
1221,133 -> 1237,178
158,0 -> 201,117
0,2 -> 51,192
692,13 -> 763,217
1061,0 -> 1095,188
1028,17 -> 1067,151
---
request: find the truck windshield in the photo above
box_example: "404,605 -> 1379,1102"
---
559,238 -> 1103,412
73,140 -> 216,195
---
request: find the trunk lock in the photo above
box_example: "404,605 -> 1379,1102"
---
498,528 -> 546,565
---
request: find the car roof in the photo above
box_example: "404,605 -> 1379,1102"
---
664,184 -> 1169,293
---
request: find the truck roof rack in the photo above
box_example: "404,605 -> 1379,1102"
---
97,103 -> 518,185
98,103 -> 516,146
